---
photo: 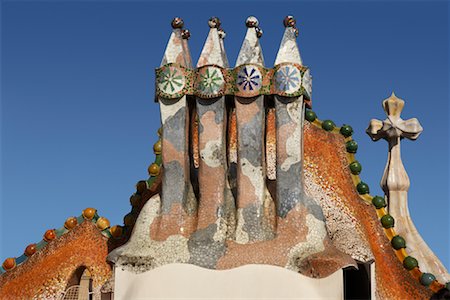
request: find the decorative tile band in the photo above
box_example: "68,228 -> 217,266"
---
155,63 -> 312,101
304,109 -> 450,293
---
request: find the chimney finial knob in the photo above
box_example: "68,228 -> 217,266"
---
283,15 -> 296,28
171,17 -> 184,29
246,16 -> 259,28
256,27 -> 263,38
218,28 -> 226,39
208,17 -> 221,28
181,29 -> 191,40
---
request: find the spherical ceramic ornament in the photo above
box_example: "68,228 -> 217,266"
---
322,120 -> 336,132
218,29 -> 226,39
346,140 -> 358,153
305,110 -> 317,122
136,181 -> 147,194
181,29 -> 191,40
246,16 -> 259,28
283,15 -> 296,28
2,258 -> 15,271
130,194 -> 141,207
44,229 -> 56,242
96,217 -> 110,230
153,140 -> 162,154
82,208 -> 97,220
148,163 -> 160,176
420,273 -> 436,286
255,27 -> 263,38
349,161 -> 362,175
403,256 -> 418,270
110,225 -> 123,238
24,244 -> 37,257
124,213 -> 135,227
208,17 -> 221,28
64,217 -> 78,230
171,17 -> 184,29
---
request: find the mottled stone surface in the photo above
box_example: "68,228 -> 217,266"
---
234,97 -> 275,243
195,24 -> 234,242
157,24 -> 197,239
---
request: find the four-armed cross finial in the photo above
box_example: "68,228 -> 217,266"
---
366,93 -> 450,283
366,92 -> 422,197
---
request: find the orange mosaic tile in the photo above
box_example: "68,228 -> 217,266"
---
0,221 -> 112,299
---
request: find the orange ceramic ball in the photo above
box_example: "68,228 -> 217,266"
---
44,229 -> 56,242
153,140 -> 162,154
24,244 -> 37,257
148,163 -> 160,176
136,181 -> 147,194
96,217 -> 110,230
64,217 -> 78,230
2,258 -> 16,271
82,208 -> 97,220
110,225 -> 123,238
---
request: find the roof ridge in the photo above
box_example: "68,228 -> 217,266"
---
303,108 -> 448,293
0,208 -> 118,274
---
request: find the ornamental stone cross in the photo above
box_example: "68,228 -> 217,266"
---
366,93 -> 450,283
366,92 -> 422,199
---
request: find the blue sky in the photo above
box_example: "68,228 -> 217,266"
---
1,1 -> 449,271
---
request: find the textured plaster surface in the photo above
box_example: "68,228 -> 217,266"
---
115,264 -> 344,299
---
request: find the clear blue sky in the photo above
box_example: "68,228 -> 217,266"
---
1,1 -> 449,271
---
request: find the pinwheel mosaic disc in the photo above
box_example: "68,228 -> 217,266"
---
196,66 -> 225,98
236,65 -> 262,95
157,66 -> 186,97
274,64 -> 302,94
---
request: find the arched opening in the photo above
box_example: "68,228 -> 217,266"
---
61,266 -> 93,300
343,262 -> 373,300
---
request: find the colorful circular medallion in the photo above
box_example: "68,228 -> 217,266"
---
196,66 -> 225,98
157,66 -> 186,97
274,64 -> 302,94
236,65 -> 262,95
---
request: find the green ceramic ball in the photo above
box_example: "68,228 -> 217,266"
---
346,140 -> 358,153
420,273 -> 436,286
403,256 -> 418,270
349,161 -> 362,175
381,214 -> 395,228
340,125 -> 353,137
305,110 -> 317,122
391,235 -> 406,250
372,196 -> 387,209
357,182 -> 370,194
322,120 -> 335,131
